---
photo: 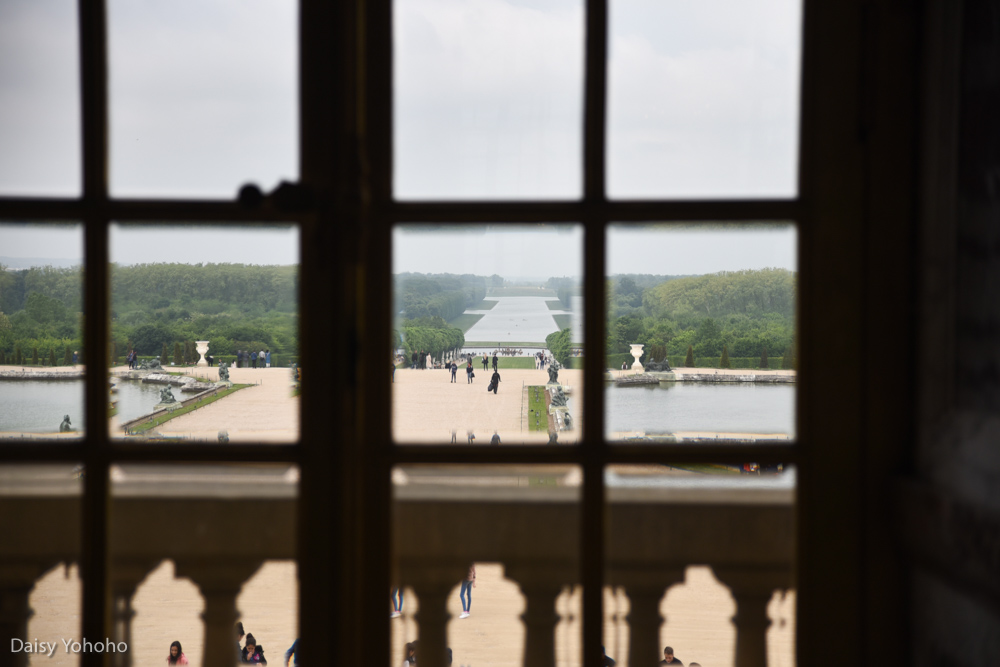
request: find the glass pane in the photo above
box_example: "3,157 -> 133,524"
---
605,464 -> 796,667
108,0 -> 298,198
0,223 -> 85,440
0,0 -> 80,196
607,0 -> 801,198
0,464 -> 83,666
394,0 -> 584,199
110,464 -> 299,667
393,464 -> 581,667
606,224 -> 797,442
392,225 -> 583,444
109,224 -> 299,442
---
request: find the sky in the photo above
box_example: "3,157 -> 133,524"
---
0,224 -> 299,267
394,224 -> 796,278
0,0 -> 801,200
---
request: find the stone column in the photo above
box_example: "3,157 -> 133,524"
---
0,562 -> 55,667
713,567 -> 790,667
506,564 -> 569,667
617,568 -> 684,667
110,560 -> 159,667
403,562 -> 463,667
175,560 -> 262,667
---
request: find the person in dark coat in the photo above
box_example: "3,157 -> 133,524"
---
489,370 -> 501,394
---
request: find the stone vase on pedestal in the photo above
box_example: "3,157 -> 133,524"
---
195,341 -> 210,367
629,343 -> 645,373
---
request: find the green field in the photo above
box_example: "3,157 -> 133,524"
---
552,314 -> 572,330
468,299 -> 498,310
496,357 -> 538,369
526,385 -> 548,431
487,287 -> 557,297
448,313 -> 485,333
545,300 -> 566,311
465,341 -> 546,347
127,384 -> 251,434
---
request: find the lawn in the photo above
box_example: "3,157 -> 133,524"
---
448,313 -> 485,333
552,314 -> 572,330
545,300 -> 567,311
526,385 -> 548,431
468,299 -> 498,310
127,384 -> 251,434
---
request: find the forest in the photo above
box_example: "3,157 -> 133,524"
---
0,263 -> 298,365
392,272 -> 488,358
607,268 -> 796,366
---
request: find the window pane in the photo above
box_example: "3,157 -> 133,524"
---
0,464 -> 83,666
110,463 -> 299,667
393,465 -> 581,667
394,0 -> 584,199
0,223 -> 85,441
392,225 -> 583,444
108,0 -> 298,198
607,0 -> 802,198
0,0 -> 80,196
109,224 -> 299,443
605,464 -> 796,667
606,224 -> 797,442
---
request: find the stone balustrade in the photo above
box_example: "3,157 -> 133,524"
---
0,467 -> 793,667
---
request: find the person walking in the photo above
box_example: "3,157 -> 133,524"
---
492,353 -> 498,371
490,431 -> 501,446
482,354 -> 488,371
459,563 -> 476,618
466,361 -> 474,383
450,360 -> 458,383
489,369 -> 501,394
250,350 -> 258,369
390,588 -> 404,618
265,350 -> 271,368
283,639 -> 299,666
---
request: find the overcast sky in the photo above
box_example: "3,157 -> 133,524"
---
0,0 -> 800,200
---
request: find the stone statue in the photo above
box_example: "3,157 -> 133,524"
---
547,359 -> 561,384
139,358 -> 162,371
59,415 -> 73,432
645,359 -> 672,372
562,412 -> 574,431
218,360 -> 230,382
159,386 -> 177,404
549,385 -> 569,407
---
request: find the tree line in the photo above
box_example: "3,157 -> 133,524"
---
0,263 -> 298,365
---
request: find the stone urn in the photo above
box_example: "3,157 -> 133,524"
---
195,340 -> 210,367
629,343 -> 645,373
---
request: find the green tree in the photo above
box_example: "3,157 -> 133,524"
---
14,344 -> 22,365
161,343 -> 170,365
31,347 -> 39,365
64,346 -> 72,365
174,342 -> 183,365
48,349 -> 57,366
546,328 -> 572,366
720,344 -> 731,369
684,345 -> 694,367
760,347 -> 769,369
0,350 -> 5,364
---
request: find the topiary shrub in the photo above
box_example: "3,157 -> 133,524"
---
161,343 -> 170,366
64,346 -> 73,365
174,342 -> 183,366
31,347 -> 39,365
684,345 -> 694,367
782,346 -> 795,370
720,344 -> 731,369
760,347 -> 769,369
48,349 -> 57,366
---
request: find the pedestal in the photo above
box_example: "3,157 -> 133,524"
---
195,340 -> 210,367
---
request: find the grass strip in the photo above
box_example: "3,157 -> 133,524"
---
545,300 -> 567,311
468,299 -> 499,310
552,314 -> 572,330
526,385 -> 547,431
448,313 -> 485,333
129,384 -> 252,434
465,341 -> 547,347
